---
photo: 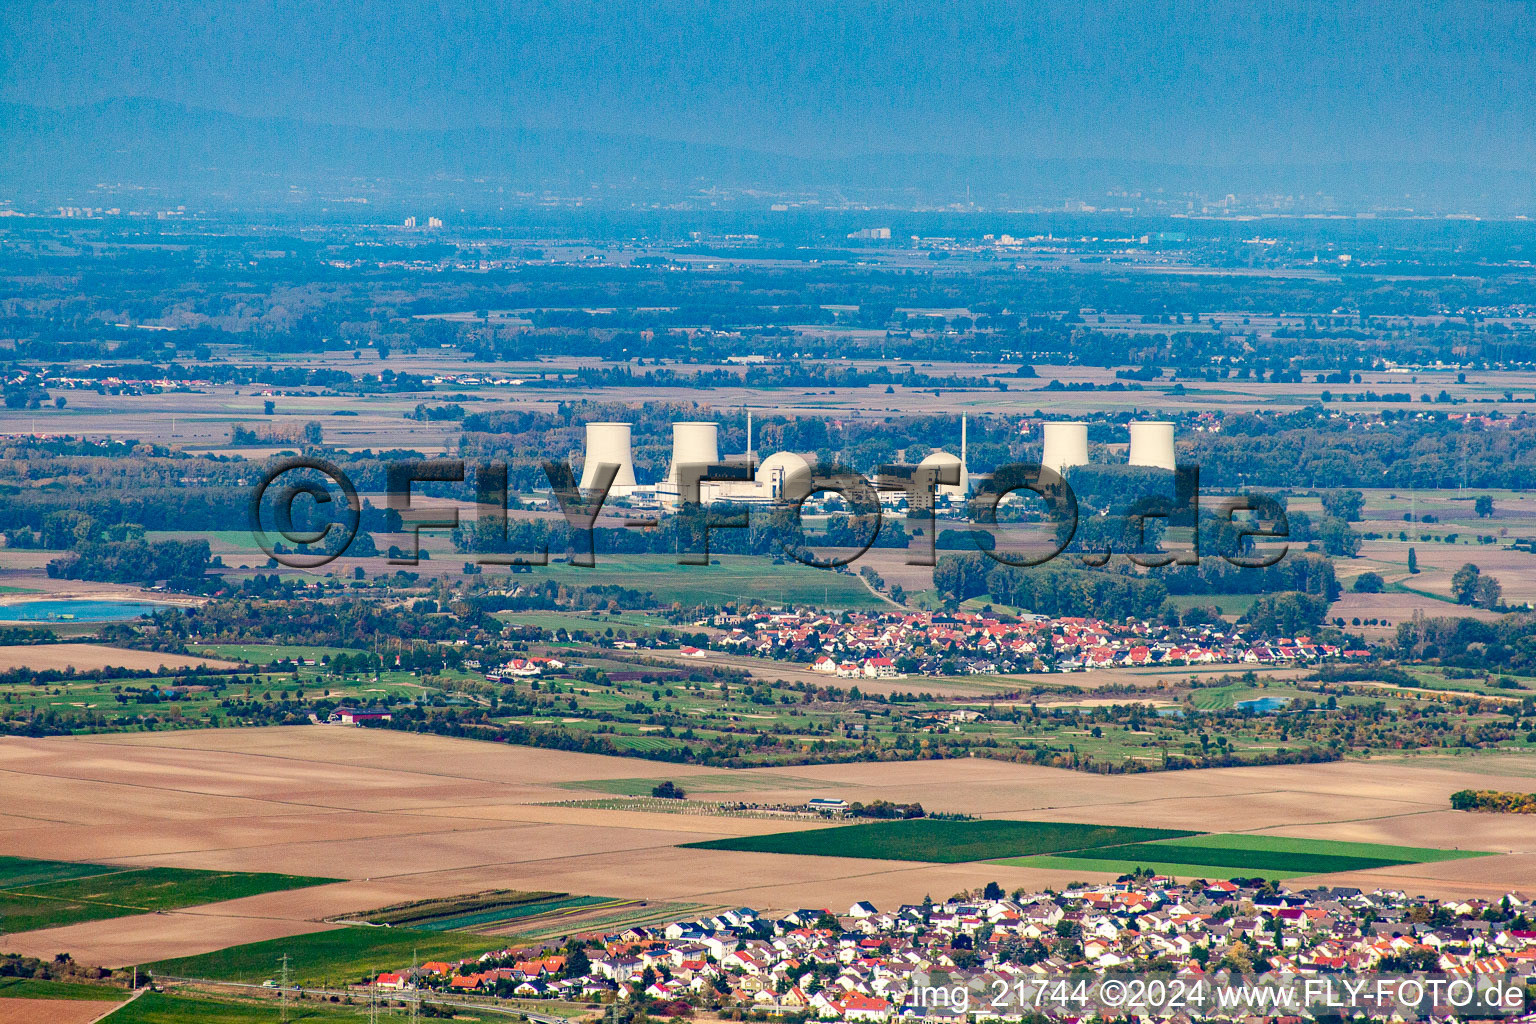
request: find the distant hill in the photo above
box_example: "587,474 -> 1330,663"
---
3,97 -> 1533,214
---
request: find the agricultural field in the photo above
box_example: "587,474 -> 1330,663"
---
1001,833 -> 1491,879
515,554 -> 888,610
555,772 -> 827,796
0,978 -> 125,1001
0,858 -> 337,931
0,644 -> 238,674
348,889 -> 629,933
145,927 -> 498,987
101,991 -> 372,1023
0,729 -> 1533,972
684,818 -> 1195,863
353,889 -> 559,926
186,643 -> 371,665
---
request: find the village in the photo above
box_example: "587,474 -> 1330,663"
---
362,880 -> 1536,1021
691,609 -> 1371,679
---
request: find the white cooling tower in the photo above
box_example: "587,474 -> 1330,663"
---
578,422 -> 638,494
664,421 -> 721,486
1128,420 -> 1176,471
1040,421 -> 1089,475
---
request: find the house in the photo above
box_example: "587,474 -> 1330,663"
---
838,993 -> 893,1022
375,972 -> 407,990
329,706 -> 392,725
679,646 -> 706,658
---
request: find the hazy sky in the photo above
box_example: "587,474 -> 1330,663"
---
3,0 -> 1532,167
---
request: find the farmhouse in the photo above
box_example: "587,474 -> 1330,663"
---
329,706 -> 393,725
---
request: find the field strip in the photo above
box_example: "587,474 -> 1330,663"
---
1221,807 -> 1459,831
63,734 -> 575,786
0,764 -> 439,818
283,835 -> 734,883
677,861 -> 949,901
973,795 -> 1444,828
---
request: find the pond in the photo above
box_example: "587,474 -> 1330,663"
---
1235,696 -> 1290,714
0,600 -> 175,623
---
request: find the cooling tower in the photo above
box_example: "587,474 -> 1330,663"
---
1040,421 -> 1089,475
1128,420 -> 1176,471
578,422 -> 638,493
664,421 -> 721,487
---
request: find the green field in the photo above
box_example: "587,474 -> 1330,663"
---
0,977 -> 125,1001
683,818 -> 1197,863
0,859 -> 338,931
144,926 -> 497,986
187,643 -> 367,664
526,554 -> 886,610
556,772 -> 825,796
996,833 -> 1491,879
353,888 -> 620,932
0,855 -> 120,888
1149,833 -> 1490,862
104,991 -> 367,1022
1160,593 -> 1259,616
419,894 -> 617,932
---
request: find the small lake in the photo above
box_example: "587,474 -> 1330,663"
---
0,600 -> 174,623
1236,696 -> 1290,714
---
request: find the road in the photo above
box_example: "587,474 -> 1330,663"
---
148,975 -> 576,1021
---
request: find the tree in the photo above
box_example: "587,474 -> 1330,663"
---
1351,572 -> 1384,593
1243,592 -> 1328,635
1451,563 -> 1482,605
1219,940 -> 1254,973
263,399 -> 275,415
983,881 -> 1004,900
1317,517 -> 1361,557
1407,547 -> 1419,574
1321,489 -> 1365,522
564,946 -> 591,979
651,780 -> 686,799
1475,574 -> 1503,610
1475,495 -> 1495,518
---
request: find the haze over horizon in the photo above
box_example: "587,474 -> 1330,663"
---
3,1 -> 1534,210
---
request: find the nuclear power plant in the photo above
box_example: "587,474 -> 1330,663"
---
1128,420 -> 1177,471
577,413 -> 972,508
577,422 -> 638,495
576,414 -> 1179,505
1040,421 -> 1089,475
